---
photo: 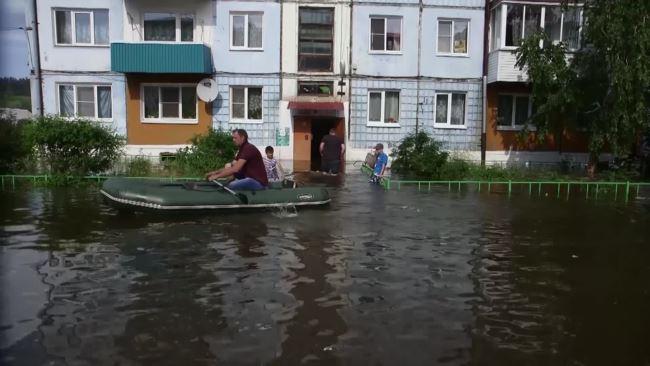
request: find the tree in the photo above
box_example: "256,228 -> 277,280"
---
515,0 -> 650,170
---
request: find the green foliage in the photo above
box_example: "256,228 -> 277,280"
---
515,1 -> 650,162
0,111 -> 33,173
24,115 -> 124,176
0,78 -> 31,110
390,131 -> 449,179
170,128 -> 237,177
127,157 -> 153,177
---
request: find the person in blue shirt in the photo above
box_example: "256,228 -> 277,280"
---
370,143 -> 388,184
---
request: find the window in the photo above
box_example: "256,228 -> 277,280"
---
370,17 -> 402,52
231,13 -> 263,49
367,91 -> 400,126
298,7 -> 334,71
58,84 -> 112,119
298,81 -> 333,96
438,19 -> 469,55
490,6 -> 502,51
230,87 -> 263,122
434,92 -> 466,127
496,4 -> 581,49
54,9 -> 109,46
144,13 -> 194,42
497,94 -> 533,128
142,85 -> 197,123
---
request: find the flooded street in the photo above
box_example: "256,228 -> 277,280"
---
1,172 -> 650,365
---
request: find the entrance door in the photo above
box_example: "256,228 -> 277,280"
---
293,117 -> 312,172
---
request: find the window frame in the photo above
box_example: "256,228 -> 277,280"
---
496,93 -> 535,130
56,83 -> 113,121
297,81 -> 334,96
140,84 -> 198,124
433,92 -> 468,129
53,8 -> 110,47
367,90 -> 401,128
298,6 -> 334,72
229,86 -> 264,124
368,16 -> 403,54
142,12 -> 195,43
229,12 -> 264,51
436,18 -> 470,57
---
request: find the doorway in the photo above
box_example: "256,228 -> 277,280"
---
292,116 -> 345,172
310,118 -> 339,171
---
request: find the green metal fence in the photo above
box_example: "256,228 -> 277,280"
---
360,165 -> 650,202
0,174 -> 200,190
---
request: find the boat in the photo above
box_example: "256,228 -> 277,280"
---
100,178 -> 331,210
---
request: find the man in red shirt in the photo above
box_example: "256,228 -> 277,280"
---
205,129 -> 269,190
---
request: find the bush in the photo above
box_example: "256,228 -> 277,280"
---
170,128 -> 237,177
24,116 -> 124,176
127,156 -> 153,177
0,111 -> 32,173
390,131 -> 449,179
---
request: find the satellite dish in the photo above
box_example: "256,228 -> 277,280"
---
197,78 -> 218,102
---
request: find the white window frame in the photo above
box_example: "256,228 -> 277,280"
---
367,90 -> 401,128
368,16 -> 403,54
436,19 -> 470,57
229,86 -> 263,124
56,83 -> 113,121
433,92 -> 468,129
496,93 -> 535,130
229,12 -> 264,51
142,12 -> 195,43
140,84 -> 198,124
53,9 -> 109,47
493,3 -> 582,51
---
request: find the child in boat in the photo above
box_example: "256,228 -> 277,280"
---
370,143 -> 388,184
263,146 -> 284,183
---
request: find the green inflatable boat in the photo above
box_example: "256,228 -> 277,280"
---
100,178 -> 331,211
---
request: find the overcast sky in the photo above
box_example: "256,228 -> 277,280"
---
0,0 -> 29,78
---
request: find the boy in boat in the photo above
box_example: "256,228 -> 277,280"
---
369,143 -> 388,184
263,146 -> 285,183
205,129 -> 269,190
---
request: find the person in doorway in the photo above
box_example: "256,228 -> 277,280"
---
319,128 -> 345,174
370,143 -> 388,184
263,146 -> 285,183
205,129 -> 269,190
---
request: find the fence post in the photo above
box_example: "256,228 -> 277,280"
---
508,180 -> 512,197
625,181 -> 630,203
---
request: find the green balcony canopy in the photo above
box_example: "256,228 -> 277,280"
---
111,42 -> 213,74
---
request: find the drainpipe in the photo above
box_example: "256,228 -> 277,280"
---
415,0 -> 423,135
347,1 -> 353,142
279,0 -> 283,99
481,0 -> 490,166
28,0 -> 43,117
482,75 -> 487,165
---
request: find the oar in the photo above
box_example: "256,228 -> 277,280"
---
211,180 -> 249,204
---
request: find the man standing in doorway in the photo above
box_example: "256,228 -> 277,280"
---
319,128 -> 345,174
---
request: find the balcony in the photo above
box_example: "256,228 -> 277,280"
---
111,42 -> 213,74
487,50 -> 528,84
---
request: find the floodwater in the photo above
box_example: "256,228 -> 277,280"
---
1,172 -> 649,366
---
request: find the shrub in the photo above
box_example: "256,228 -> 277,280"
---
24,115 -> 124,176
170,128 -> 237,177
127,156 -> 153,177
390,131 -> 449,179
0,111 -> 32,173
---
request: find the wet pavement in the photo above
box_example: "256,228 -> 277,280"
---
1,172 -> 650,365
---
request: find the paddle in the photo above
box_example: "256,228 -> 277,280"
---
211,180 -> 249,204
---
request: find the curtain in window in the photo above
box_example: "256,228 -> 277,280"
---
94,10 -> 109,45
161,87 -> 179,118
514,96 -> 529,125
544,7 -> 562,43
75,13 -> 91,43
505,4 -> 523,46
497,95 -> 513,126
435,94 -> 448,123
97,86 -> 112,119
76,86 -> 95,117
181,16 -> 193,42
56,11 -> 72,44
232,15 -> 245,47
386,18 -> 401,51
143,86 -> 159,118
248,14 -> 263,48
59,85 -> 74,116
562,8 -> 580,49
453,21 -> 468,53
144,13 -> 176,41
369,93 -> 382,122
523,5 -> 542,38
438,21 -> 452,53
231,88 -> 245,118
451,94 -> 465,125
384,92 -> 399,123
181,87 -> 196,119
248,88 -> 262,120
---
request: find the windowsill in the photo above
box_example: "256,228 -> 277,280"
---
434,124 -> 467,130
54,44 -> 110,48
367,122 -> 400,128
368,50 -> 403,55
140,40 -> 198,44
62,116 -> 113,122
230,47 -> 264,52
141,119 -> 199,125
229,119 -> 263,124
436,52 -> 469,58
297,70 -> 334,74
